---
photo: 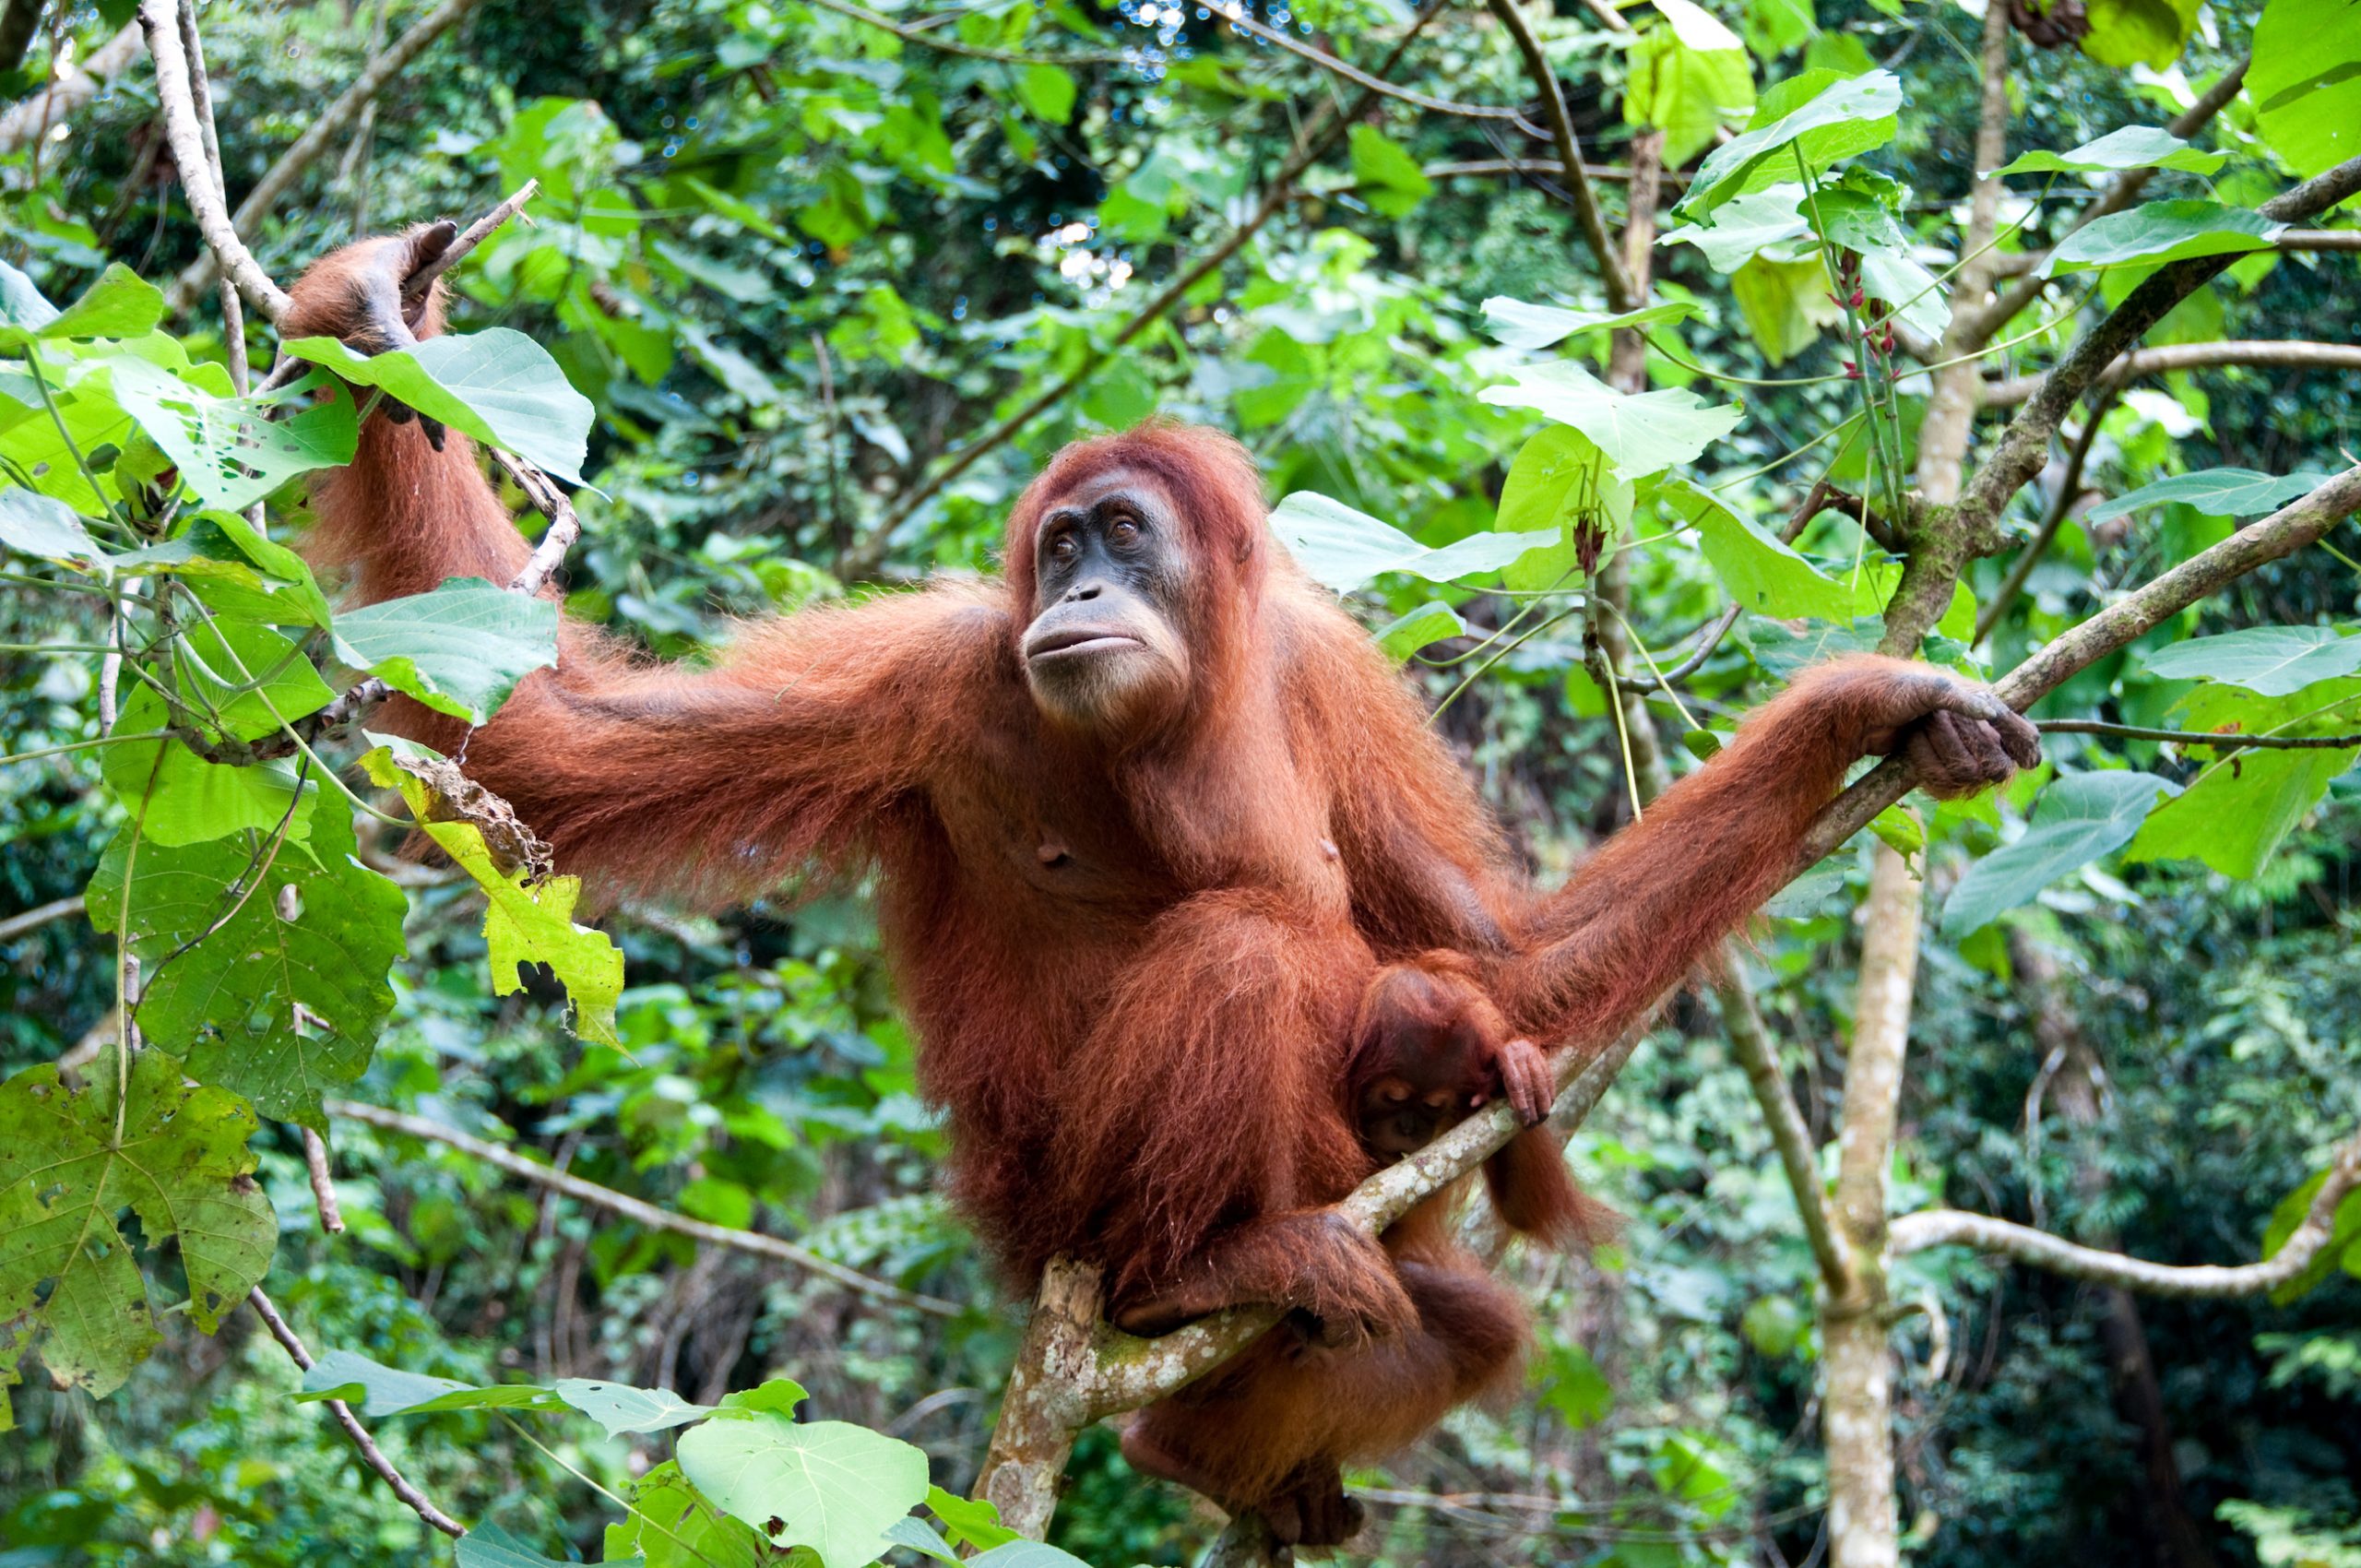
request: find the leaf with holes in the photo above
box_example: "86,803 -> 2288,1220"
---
87,802 -> 405,1130
676,1411 -> 931,1568
114,360 -> 358,513
361,745 -> 623,1045
0,1050 -> 276,1431
282,328 -> 593,484
331,576 -> 559,725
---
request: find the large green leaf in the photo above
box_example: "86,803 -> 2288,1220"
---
360,745 -> 623,1045
1347,125 -> 1432,217
86,804 -> 405,1131
113,360 -> 358,513
282,329 -> 594,485
1991,125 -> 2227,178
1495,425 -> 1634,590
2084,468 -> 2327,524
0,1051 -> 277,1431
1625,0 -> 1756,168
2042,200 -> 2284,276
2124,681 -> 2361,878
2250,0 -> 2361,177
330,576 -> 560,726
100,685 -> 318,849
2142,626 -> 2361,696
0,263 -> 162,351
605,1462 -> 769,1568
1652,477 -> 1857,621
1676,69 -> 1903,219
459,1524 -> 634,1568
553,1376 -> 715,1435
2080,0 -> 2199,69
0,486 -> 107,565
1479,297 -> 1702,352
675,1410 -> 931,1568
1479,361 -> 1742,478
1266,492 -> 1555,594
298,1348 -> 561,1418
1658,184 -> 1814,274
1940,771 -> 2180,934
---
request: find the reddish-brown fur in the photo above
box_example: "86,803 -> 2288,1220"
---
287,231 -> 2033,1542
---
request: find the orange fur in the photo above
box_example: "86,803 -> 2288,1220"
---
287,232 -> 2028,1540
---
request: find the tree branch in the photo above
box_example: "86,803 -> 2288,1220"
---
164,0 -> 487,315
1975,57 -> 2251,336
247,1286 -> 467,1538
137,0 -> 292,322
1802,462 -> 2361,863
1978,339 -> 2361,405
2276,229 -> 2361,252
1482,0 -> 1637,311
1721,976 -> 1851,1293
1972,387 -> 2114,644
326,1099 -> 963,1317
0,893 -> 86,942
2033,718 -> 2361,750
1891,1135 -> 2361,1299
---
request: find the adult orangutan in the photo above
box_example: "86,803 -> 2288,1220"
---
286,224 -> 2038,1545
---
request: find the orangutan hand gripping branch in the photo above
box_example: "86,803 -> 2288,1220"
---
288,226 -> 2038,1547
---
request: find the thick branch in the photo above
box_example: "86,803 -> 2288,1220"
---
1980,340 -> 2361,406
137,0 -> 292,321
1951,153 -> 2361,555
1803,463 -> 2361,861
164,0 -> 486,315
1975,58 -> 2251,335
0,893 -> 86,941
326,1099 -> 962,1317
1892,1136 -> 2361,1299
1482,0 -> 1636,311
2276,229 -> 2361,252
248,1287 -> 466,1538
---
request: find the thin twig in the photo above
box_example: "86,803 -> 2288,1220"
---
1483,0 -> 1636,311
2032,719 -> 2361,750
138,0 -> 292,321
326,1099 -> 963,1316
1891,1135 -> 2361,1298
301,1126 -> 347,1233
247,1287 -> 467,1538
1974,388 -> 2115,643
406,177 -> 539,302
0,894 -> 86,942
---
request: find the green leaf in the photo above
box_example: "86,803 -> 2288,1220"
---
2142,626 -> 2361,696
1659,184 -> 1813,273
2042,200 -> 2283,276
972,1544 -> 1096,1568
606,1462 -> 770,1568
2080,0 -> 2199,69
1478,297 -> 1702,351
553,1377 -> 715,1435
0,262 -> 161,350
170,614 -> 336,742
0,485 -> 107,565
282,329 -> 594,485
1652,477 -> 1857,621
331,576 -> 559,726
2123,681 -> 2361,878
0,1051 -> 277,1430
459,1524 -> 626,1568
1374,601 -> 1467,660
1266,492 -> 1556,594
720,1377 -> 809,1417
2084,468 -> 2326,524
1870,805 -> 1925,861
1991,125 -> 2227,178
0,258 -> 60,339
296,1349 -> 559,1418
888,1515 -> 965,1565
927,1486 -> 1022,1552
360,744 -> 623,1045
1676,69 -> 1903,219
86,802 -> 404,1131
1730,252 -> 1840,364
1741,1294 -> 1805,1358
113,360 -> 358,513
1496,425 -> 1635,590
1479,361 -> 1743,478
1625,0 -> 1756,168
1536,1341 -> 1613,1428
1940,771 -> 2179,934
1347,125 -> 1432,218
2251,0 -> 2361,177
1014,62 -> 1076,123
674,1411 -> 931,1568
100,686 -> 317,848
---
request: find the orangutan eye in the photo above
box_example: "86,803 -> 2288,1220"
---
1109,519 -> 1140,548
1050,533 -> 1079,563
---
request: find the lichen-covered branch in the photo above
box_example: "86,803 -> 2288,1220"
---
137,0 -> 292,321
1891,1135 -> 2361,1297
